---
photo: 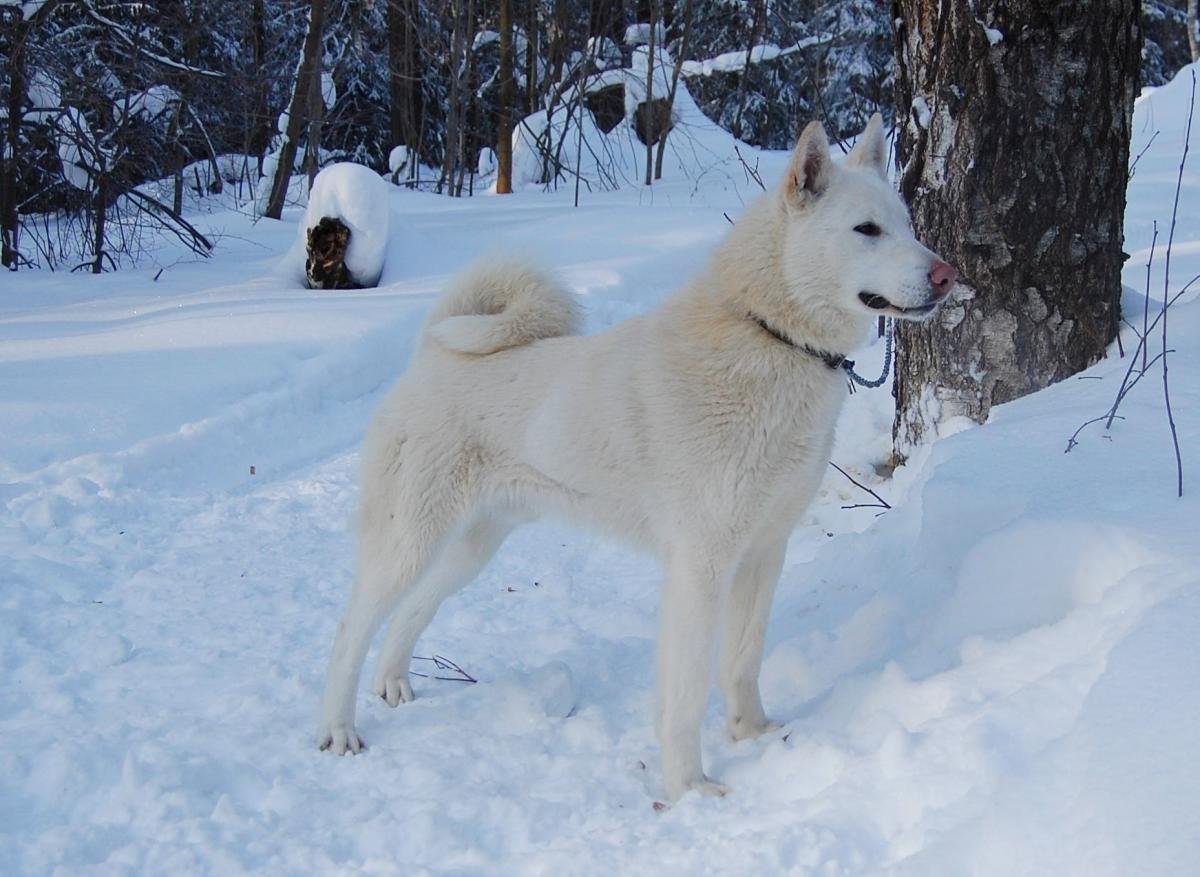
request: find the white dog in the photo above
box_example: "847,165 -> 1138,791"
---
318,115 -> 956,801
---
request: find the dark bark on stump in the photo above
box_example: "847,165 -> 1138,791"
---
305,217 -> 359,290
587,86 -> 625,134
634,98 -> 673,146
891,2 -> 1141,453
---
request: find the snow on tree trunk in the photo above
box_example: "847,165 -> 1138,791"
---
891,2 -> 1141,454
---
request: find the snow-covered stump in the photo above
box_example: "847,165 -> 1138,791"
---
300,163 -> 390,290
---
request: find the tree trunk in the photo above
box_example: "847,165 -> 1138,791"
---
731,0 -> 766,141
495,0 -> 514,194
263,0 -> 327,220
525,0 -> 537,115
440,0 -> 466,194
1189,0 -> 1199,63
302,52 -> 325,189
388,0 -> 419,168
248,0 -> 271,171
2,17 -> 28,269
643,0 -> 656,186
91,173 -> 107,274
655,0 -> 695,180
891,2 -> 1141,455
2,1 -> 59,269
170,101 -> 185,216
455,0 -> 476,198
387,0 -> 404,150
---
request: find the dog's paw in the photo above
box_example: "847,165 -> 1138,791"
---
665,774 -> 730,802
317,724 -> 365,755
728,716 -> 784,742
373,673 -> 415,707
690,778 -> 730,798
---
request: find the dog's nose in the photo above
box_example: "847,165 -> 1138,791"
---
929,259 -> 957,298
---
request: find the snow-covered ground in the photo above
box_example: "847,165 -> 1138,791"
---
2,67 -> 1199,875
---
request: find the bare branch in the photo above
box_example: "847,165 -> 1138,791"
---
829,461 -> 892,511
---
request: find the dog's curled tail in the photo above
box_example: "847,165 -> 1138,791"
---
423,257 -> 581,355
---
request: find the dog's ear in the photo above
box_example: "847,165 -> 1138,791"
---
783,120 -> 832,210
846,112 -> 888,177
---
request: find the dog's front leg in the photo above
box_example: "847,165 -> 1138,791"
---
656,543 -> 735,801
720,537 -> 787,741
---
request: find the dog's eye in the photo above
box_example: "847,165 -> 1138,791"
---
854,222 -> 882,237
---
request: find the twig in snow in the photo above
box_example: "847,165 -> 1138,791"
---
1159,70 -> 1193,497
1065,415 -> 1126,454
1143,223 -> 1157,370
829,461 -> 892,513
409,654 -> 477,684
1065,71 -> 1193,498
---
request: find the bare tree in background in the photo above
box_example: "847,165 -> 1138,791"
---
643,0 -> 657,186
440,0 -> 468,194
1189,0 -> 1199,63
246,0 -> 272,172
890,2 -> 1141,455
655,0 -> 695,180
387,0 -> 420,179
263,0 -> 328,219
731,0 -> 766,141
495,0 -> 514,194
1,0 -> 61,269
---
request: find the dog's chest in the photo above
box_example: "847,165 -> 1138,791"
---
692,374 -> 842,492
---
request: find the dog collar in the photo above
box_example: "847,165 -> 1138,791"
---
750,315 -> 846,370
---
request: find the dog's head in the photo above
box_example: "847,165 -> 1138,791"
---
777,114 -> 956,323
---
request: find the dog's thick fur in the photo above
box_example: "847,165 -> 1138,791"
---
317,116 -> 954,800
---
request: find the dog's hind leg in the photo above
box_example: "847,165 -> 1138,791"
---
656,540 -> 738,801
719,537 -> 786,742
317,507 -> 452,755
372,514 -> 513,706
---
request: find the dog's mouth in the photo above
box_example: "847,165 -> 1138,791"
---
858,292 -> 939,318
